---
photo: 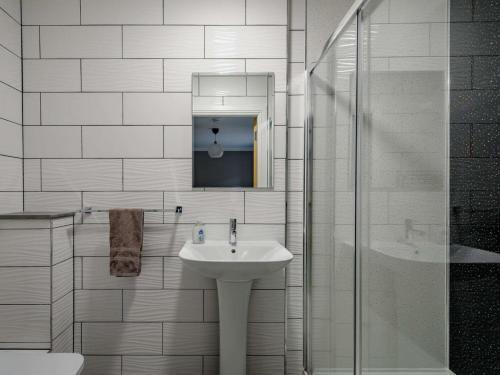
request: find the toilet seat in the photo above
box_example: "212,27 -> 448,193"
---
0,351 -> 84,375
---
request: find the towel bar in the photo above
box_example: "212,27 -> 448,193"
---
80,206 -> 183,214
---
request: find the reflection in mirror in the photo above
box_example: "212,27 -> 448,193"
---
192,73 -> 274,188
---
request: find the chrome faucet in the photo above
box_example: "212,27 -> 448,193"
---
404,219 -> 425,242
229,218 -> 237,245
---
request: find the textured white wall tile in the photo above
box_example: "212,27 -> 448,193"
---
205,26 -> 287,58
289,64 -> 305,95
287,255 -> 303,287
22,26 -> 39,58
290,0 -> 306,29
289,95 -> 304,127
248,323 -> 284,355
370,24 -> 430,57
52,225 -> 74,264
23,92 -> 40,125
164,126 -> 192,158
274,126 -> 287,158
246,0 -> 287,25
82,192 -> 163,223
0,83 -> 21,123
0,47 -> 21,89
287,287 -> 303,319
286,319 -> 303,351
163,323 -> 219,355
0,156 -> 21,190
124,159 -> 191,191
275,92 -> 287,125
164,257 -> 216,289
81,0 -> 162,25
274,158 -> 286,191
246,59 -> 287,92
22,0 -> 80,25
23,159 -> 41,191
80,356 -> 121,375
24,126 -> 81,158
286,350 -> 303,375
42,93 -> 122,125
290,31 -> 305,63
248,356 -> 285,375
164,59 -> 245,92
389,0 -> 447,23
245,192 -> 286,224
123,26 -> 203,58
0,120 -> 21,156
124,93 -> 192,125
287,191 -> 303,223
0,267 -> 50,303
123,290 -> 203,322
24,192 -> 82,213
42,159 -> 122,192
82,257 -> 163,289
52,258 -> 73,301
286,222 -> 303,255
0,305 -> 50,342
52,291 -> 73,338
0,0 -> 21,22
122,356 -> 202,375
75,290 -> 122,322
164,0 -> 245,25
41,26 -> 122,58
287,159 -> 304,192
0,229 -> 49,266
0,192 -> 22,213
203,290 -> 218,322
82,323 -> 162,355
288,127 -> 304,159
23,60 -> 81,92
74,258 -> 82,290
82,59 -> 163,92
164,192 -> 244,224
52,325 -> 73,353
0,9 -> 20,55
83,126 -> 163,158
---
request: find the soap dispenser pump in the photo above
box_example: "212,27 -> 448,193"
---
192,221 -> 205,244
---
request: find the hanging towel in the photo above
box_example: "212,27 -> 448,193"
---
109,208 -> 144,277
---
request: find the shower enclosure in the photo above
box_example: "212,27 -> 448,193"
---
305,0 -> 451,373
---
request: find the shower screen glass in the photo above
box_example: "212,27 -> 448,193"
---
306,0 -> 450,373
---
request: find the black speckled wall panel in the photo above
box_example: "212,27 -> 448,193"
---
450,0 -> 500,374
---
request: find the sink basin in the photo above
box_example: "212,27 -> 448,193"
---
179,240 -> 293,375
179,240 -> 293,281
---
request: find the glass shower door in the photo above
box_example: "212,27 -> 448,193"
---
308,16 -> 357,375
357,0 -> 450,372
307,0 -> 450,374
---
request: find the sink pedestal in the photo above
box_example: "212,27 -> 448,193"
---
217,279 -> 253,375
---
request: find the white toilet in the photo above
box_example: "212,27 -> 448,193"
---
0,351 -> 84,375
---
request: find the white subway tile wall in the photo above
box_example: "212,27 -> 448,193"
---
0,0 -> 22,213
287,0 -> 305,370
16,0 -> 307,374
0,217 -> 74,351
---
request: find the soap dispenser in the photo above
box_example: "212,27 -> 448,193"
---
192,221 -> 205,244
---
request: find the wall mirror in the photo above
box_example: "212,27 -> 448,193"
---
192,73 -> 275,188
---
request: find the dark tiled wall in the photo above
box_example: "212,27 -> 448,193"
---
450,1 -> 500,374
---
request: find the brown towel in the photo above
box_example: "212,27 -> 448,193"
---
109,208 -> 144,277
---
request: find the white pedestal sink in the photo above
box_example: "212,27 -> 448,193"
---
179,240 -> 293,375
